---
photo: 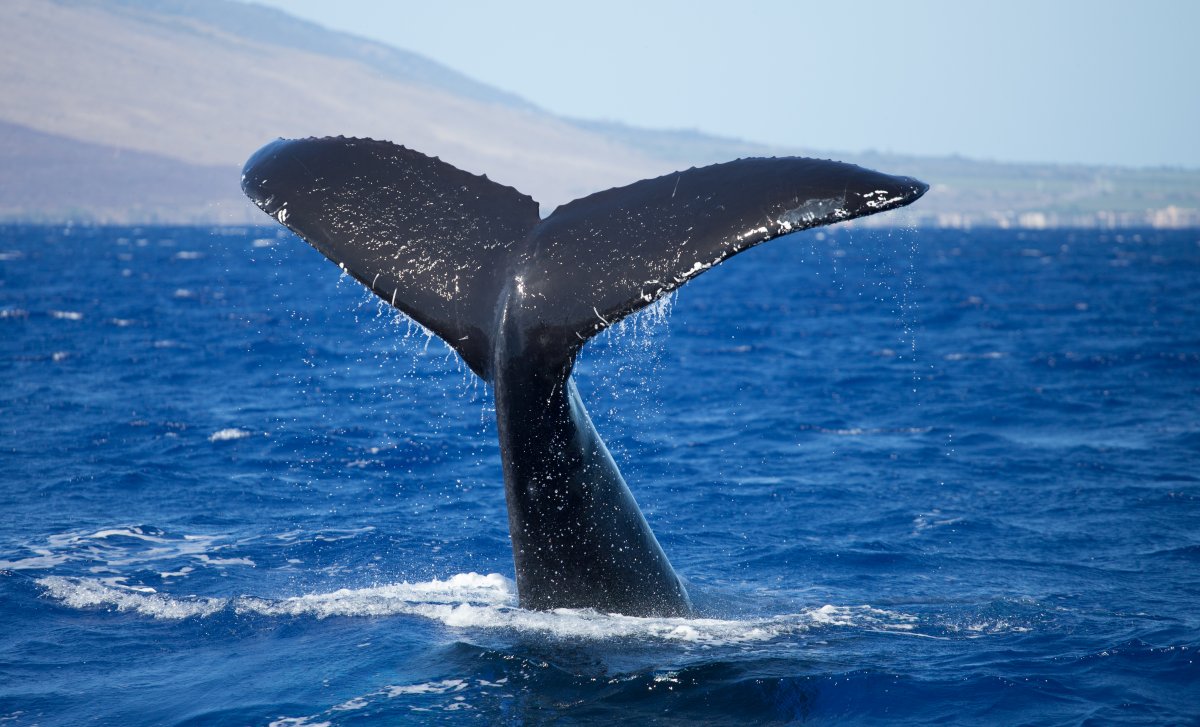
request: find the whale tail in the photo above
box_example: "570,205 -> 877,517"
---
242,137 -> 927,616
241,137 -> 926,380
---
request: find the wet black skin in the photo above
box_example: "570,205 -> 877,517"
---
241,137 -> 927,616
493,284 -> 691,615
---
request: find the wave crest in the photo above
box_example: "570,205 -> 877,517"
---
36,573 -> 919,645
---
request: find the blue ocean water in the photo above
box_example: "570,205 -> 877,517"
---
1,223 -> 1197,725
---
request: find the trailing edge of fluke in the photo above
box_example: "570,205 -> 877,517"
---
242,137 -> 927,617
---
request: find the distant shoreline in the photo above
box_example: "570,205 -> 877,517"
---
2,219 -> 1196,231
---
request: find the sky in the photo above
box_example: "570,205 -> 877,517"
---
250,0 -> 1199,168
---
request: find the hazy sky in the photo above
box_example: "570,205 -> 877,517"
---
250,0 -> 1198,168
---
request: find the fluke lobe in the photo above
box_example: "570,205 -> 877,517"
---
241,137 -> 927,617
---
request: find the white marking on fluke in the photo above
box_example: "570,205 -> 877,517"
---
736,226 -> 769,241
777,196 -> 847,230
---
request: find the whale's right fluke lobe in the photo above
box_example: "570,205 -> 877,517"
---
524,158 -> 928,350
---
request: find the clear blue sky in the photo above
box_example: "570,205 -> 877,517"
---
250,0 -> 1199,168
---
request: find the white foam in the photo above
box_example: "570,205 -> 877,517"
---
50,310 -> 83,321
330,697 -> 369,711
35,573 -> 920,644
267,718 -> 331,727
236,572 -> 516,620
39,576 -> 225,618
384,679 -> 468,697
209,428 -> 252,442
89,527 -> 169,542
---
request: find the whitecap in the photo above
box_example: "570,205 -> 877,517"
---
209,428 -> 252,442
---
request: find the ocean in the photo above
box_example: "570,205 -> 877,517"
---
1,224 -> 1197,725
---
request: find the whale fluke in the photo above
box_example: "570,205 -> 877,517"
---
242,138 -> 540,378
242,137 -> 927,616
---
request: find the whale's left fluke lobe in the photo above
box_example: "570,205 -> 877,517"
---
242,136 -> 927,616
241,137 -> 540,379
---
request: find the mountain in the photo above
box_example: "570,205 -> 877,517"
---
0,119 -> 242,222
2,0 -> 1197,226
572,119 -> 1200,229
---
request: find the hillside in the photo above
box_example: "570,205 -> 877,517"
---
1,0 -> 1197,226
576,119 -> 1200,228
1,0 -> 668,221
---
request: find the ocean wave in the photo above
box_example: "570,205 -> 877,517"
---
1,526 -> 238,573
795,423 -> 933,436
36,573 -> 920,645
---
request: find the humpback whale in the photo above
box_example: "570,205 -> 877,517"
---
241,137 -> 927,617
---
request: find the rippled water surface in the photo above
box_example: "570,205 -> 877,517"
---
1,225 -> 1197,725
